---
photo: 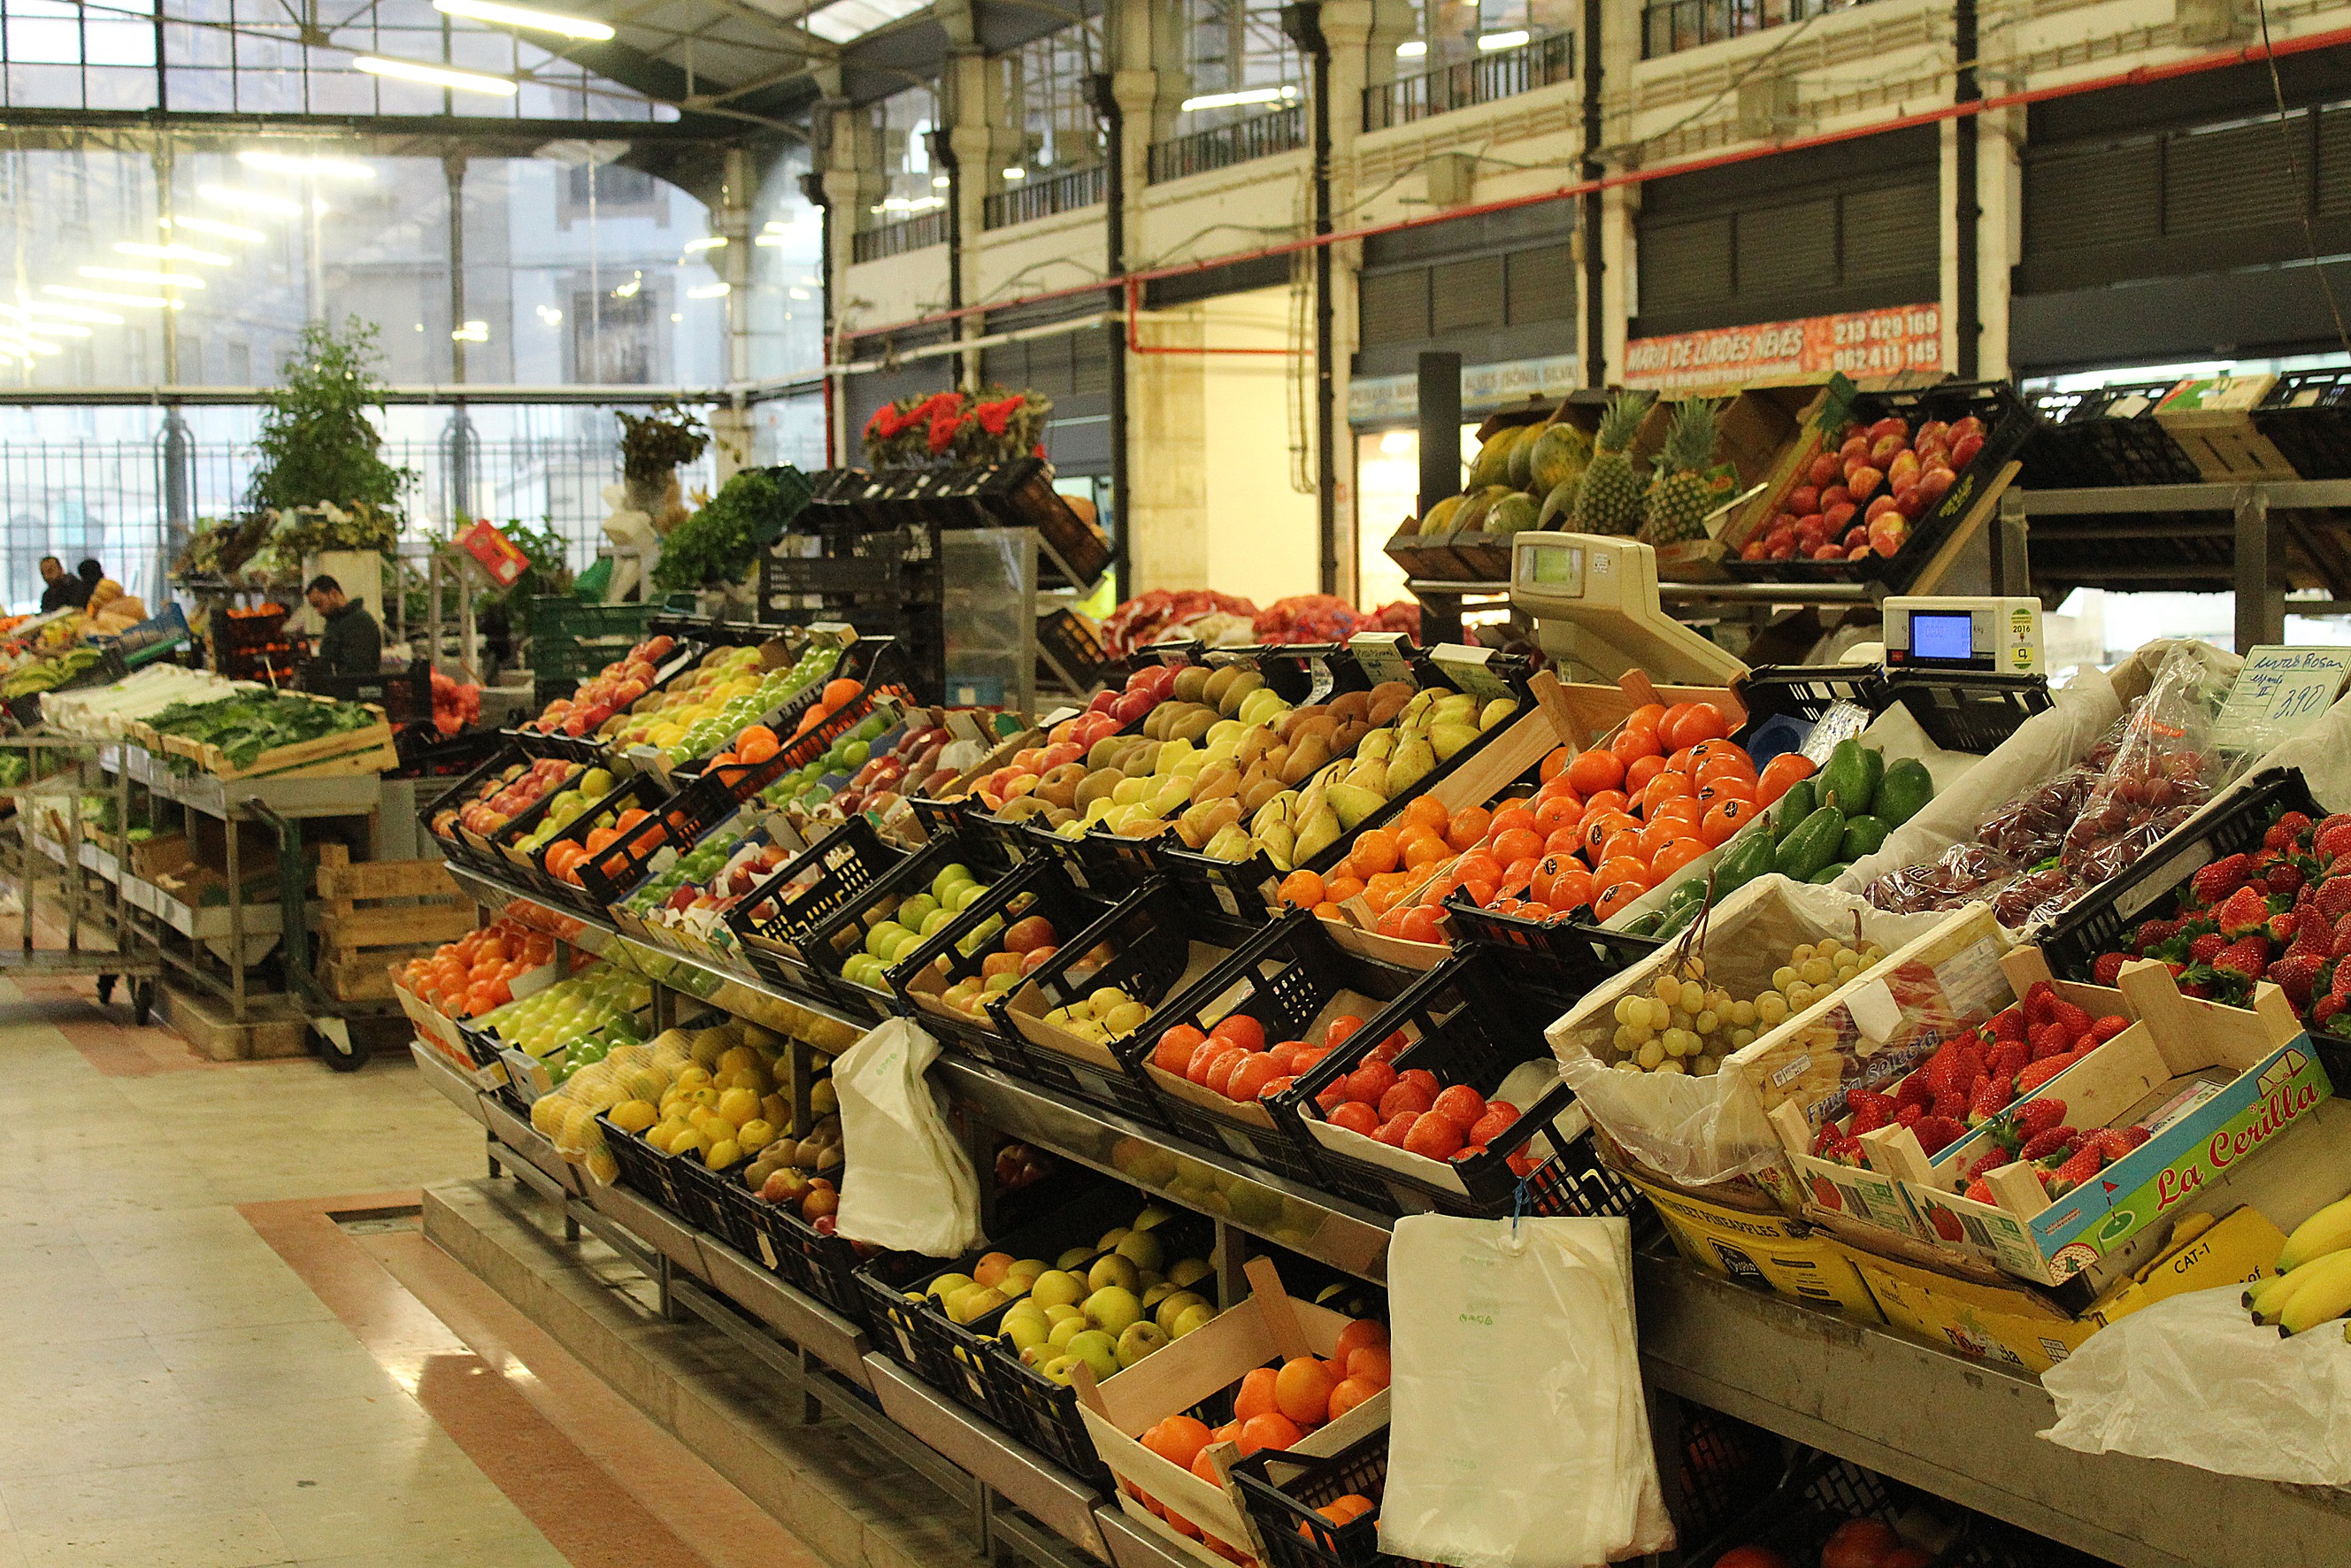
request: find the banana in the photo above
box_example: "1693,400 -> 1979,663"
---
2247,1267 -> 2306,1324
2277,1248 -> 2351,1334
2278,1195 -> 2351,1272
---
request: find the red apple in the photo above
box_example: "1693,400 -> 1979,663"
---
1004,915 -> 1057,953
1820,483 -> 1852,510
1811,543 -> 1846,560
1915,465 -> 1955,503
1823,501 -> 1857,532
1839,434 -> 1871,465
1949,431 -> 1985,468
1786,485 -> 1820,515
1868,416 -> 1909,444
1020,946 -> 1058,973
1807,452 -> 1842,487
1847,466 -> 1883,502
1865,493 -> 1903,522
1868,513 -> 1910,556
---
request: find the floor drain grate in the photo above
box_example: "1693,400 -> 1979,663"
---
330,1204 -> 424,1235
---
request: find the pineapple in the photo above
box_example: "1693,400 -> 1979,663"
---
1569,393 -> 1650,536
1638,398 -> 1721,545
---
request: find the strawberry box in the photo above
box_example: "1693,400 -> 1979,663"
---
1071,1257 -> 1392,1568
1871,956 -> 2325,1286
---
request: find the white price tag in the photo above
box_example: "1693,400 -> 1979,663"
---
2213,646 -> 2351,752
1349,633 -> 1414,688
1430,643 -> 1514,703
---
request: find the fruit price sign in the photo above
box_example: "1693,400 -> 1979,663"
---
1625,305 -> 1942,392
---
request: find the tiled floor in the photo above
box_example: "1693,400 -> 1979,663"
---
0,981 -> 823,1568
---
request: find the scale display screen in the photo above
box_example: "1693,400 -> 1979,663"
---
1526,542 -> 1583,591
1909,611 -> 1977,663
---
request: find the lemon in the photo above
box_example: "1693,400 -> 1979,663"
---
705,1139 -> 741,1169
737,1118 -> 775,1152
610,1099 -> 657,1134
669,1126 -> 706,1157
718,1087 -> 761,1125
644,1122 -> 679,1153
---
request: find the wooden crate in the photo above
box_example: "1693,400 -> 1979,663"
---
158,697 -> 398,780
314,845 -> 473,1001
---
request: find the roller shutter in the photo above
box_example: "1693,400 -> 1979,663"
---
1352,204 -> 1579,386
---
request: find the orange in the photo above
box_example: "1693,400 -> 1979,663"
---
734,725 -> 780,765
1636,819 -> 1685,863
1326,1377 -> 1379,1423
820,677 -> 864,709
1696,776 -> 1755,808
1625,702 -> 1667,734
1323,874 -> 1365,904
1141,1415 -> 1212,1471
1594,879 -> 1646,922
1756,751 -> 1817,807
1233,1365 -> 1281,1422
1698,797 -> 1758,847
1599,830 -> 1645,867
1444,806 -> 1492,853
1564,749 -> 1624,796
1667,701 -> 1731,748
585,826 -> 620,854
1349,826 -> 1400,876
1278,869 -> 1325,909
1532,794 -> 1582,836
1593,855 -> 1651,892
1695,751 -> 1758,788
1273,1357 -> 1337,1426
1531,857 -> 1591,911
1537,746 -> 1572,783
1343,1343 -> 1393,1387
1542,826 -> 1586,857
1650,836 -> 1707,880
1362,873 -> 1406,915
1453,850 -> 1502,888
1399,796 -> 1449,833
1501,855 -> 1541,892
1583,788 -> 1629,818
1210,1014 -> 1265,1051
1610,725 -> 1662,765
1488,801 -> 1538,841
1396,905 -> 1443,944
1641,771 -> 1694,809
1580,811 -> 1638,864
1489,826 -> 1542,867
1237,1412 -> 1304,1455
1624,753 -> 1666,795
1400,830 -> 1450,871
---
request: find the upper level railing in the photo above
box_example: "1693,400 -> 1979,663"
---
852,209 -> 949,263
1641,0 -> 1872,58
983,164 -> 1109,229
1364,32 -> 1574,131
1147,104 -> 1309,184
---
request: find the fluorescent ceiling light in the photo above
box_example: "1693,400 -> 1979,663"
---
932,174 -> 950,188
79,266 -> 204,289
1477,28 -> 1529,48
754,233 -> 785,246
163,215 -> 266,242
1,319 -> 88,337
802,0 -> 924,44
534,304 -> 563,324
434,0 -> 613,38
356,56 -> 519,94
1002,167 -> 1026,181
683,236 -> 726,251
1179,85 -> 1297,112
1396,39 -> 1426,55
613,276 -> 641,297
687,282 -> 730,298
44,285 -> 179,309
200,184 -> 307,216
238,149 -> 374,179
452,320 -> 489,342
116,241 -> 231,266
12,300 -> 121,325
788,287 -> 811,300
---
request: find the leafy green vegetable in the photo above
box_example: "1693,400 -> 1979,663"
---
145,695 -> 376,767
652,467 -> 787,592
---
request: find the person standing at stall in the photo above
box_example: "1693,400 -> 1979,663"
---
36,557 -> 88,612
305,574 -> 383,679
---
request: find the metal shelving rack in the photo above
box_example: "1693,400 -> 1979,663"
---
429,858 -> 2351,1568
0,735 -> 158,1012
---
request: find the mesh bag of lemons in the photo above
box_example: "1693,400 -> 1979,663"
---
529,1013 -> 847,1187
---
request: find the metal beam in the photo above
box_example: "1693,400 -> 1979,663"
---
2017,480 -> 2351,514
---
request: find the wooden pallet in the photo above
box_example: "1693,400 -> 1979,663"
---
314,845 -> 473,1001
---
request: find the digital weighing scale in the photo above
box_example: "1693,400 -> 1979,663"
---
1508,534 -> 1749,686
1882,596 -> 2044,676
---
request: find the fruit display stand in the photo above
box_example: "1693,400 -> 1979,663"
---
423,838 -> 2351,1568
0,734 -> 159,1018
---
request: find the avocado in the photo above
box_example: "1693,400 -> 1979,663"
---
1818,740 -> 1884,814
1773,805 -> 1848,881
1840,814 -> 1889,861
1771,778 -> 1817,842
1875,757 -> 1933,828
1808,861 -> 1852,884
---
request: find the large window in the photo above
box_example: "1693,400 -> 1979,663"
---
1178,0 -> 1300,129
866,82 -> 944,226
1393,0 -> 1574,73
0,0 -> 677,117
1002,19 -> 1103,179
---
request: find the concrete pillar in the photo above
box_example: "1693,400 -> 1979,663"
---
1977,104 -> 2023,380
1323,0 -> 1379,602
718,144 -> 755,393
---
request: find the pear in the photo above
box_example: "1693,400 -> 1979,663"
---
1218,672 -> 1265,717
1387,734 -> 1436,795
1326,782 -> 1386,831
1258,820 -> 1296,866
1479,696 -> 1520,731
1294,804 -> 1342,862
1428,721 -> 1481,762
1356,728 -> 1396,762
1252,793 -> 1295,835
1345,757 -> 1388,796
1432,692 -> 1479,726
1237,772 -> 1285,816
1279,732 -> 1332,786
1193,760 -> 1240,803
1202,823 -> 1254,861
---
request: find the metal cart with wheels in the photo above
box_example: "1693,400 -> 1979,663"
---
0,733 -> 159,1019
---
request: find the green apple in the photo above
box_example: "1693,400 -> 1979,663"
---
1041,1302 -> 1084,1326
1064,1329 -> 1120,1383
1168,1257 -> 1214,1289
1039,1354 -> 1078,1387
1048,1316 -> 1088,1351
1115,1322 -> 1169,1368
1087,1255 -> 1140,1294
1171,1303 -> 1215,1337
1029,1270 -> 1085,1310
932,864 -> 975,899
926,1272 -> 974,1303
1083,1285 -> 1142,1336
895,892 -> 939,931
1114,1231 -> 1164,1274
1155,1290 -> 1210,1332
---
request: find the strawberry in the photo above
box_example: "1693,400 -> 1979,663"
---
1927,1041 -> 1983,1102
2029,1021 -> 2072,1060
2316,876 -> 2351,927
2022,981 -> 2058,1024
1848,1088 -> 1894,1135
2021,1125 -> 2078,1161
1825,1136 -> 1867,1167
2316,994 -> 2347,1028
2014,1097 -> 2067,1138
2213,936 -> 2270,980
1894,1101 -> 1926,1127
2264,820 -> 2298,851
2269,952 -> 2325,1009
2269,863 -> 2309,899
2267,911 -> 2301,944
2334,925 -> 2351,961
1968,1072 -> 2015,1124
1966,1145 -> 2012,1179
2278,810 -> 2316,842
1913,1114 -> 1966,1157
1988,1008 -> 2030,1044
2189,852 -> 2253,903
1812,1123 -> 1840,1156
2092,952 -> 2129,987
2188,933 -> 2227,965
2214,886 -> 2271,940
1894,1072 -> 1934,1110
2017,1052 -> 2082,1094
1932,1090 -> 1971,1123
2318,820 -> 2351,866
2094,1125 -> 2152,1158
2047,1141 -> 2107,1195
2131,918 -> 2179,952
2051,999 -> 2094,1038
1986,1040 -> 2029,1083
1963,1178 -> 1995,1205
2289,914 -> 2332,960
2089,1014 -> 2130,1042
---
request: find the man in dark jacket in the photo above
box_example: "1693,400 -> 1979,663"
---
305,574 -> 383,678
37,557 -> 88,612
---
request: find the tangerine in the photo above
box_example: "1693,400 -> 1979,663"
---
1489,826 -> 1542,866
1444,805 -> 1492,853
1233,1365 -> 1281,1422
1610,725 -> 1663,765
1350,826 -> 1401,876
1278,869 -> 1325,909
1593,879 -> 1646,921
1650,836 -> 1708,880
1237,1412 -> 1304,1455
1564,749 -> 1625,796
734,725 -> 780,764
1698,797 -> 1757,846
820,677 -> 864,709
1756,750 -> 1817,807
1399,796 -> 1449,833
1537,746 -> 1572,783
1274,1357 -> 1337,1426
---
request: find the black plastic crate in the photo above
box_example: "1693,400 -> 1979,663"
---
853,1180 -> 1136,1430
729,817 -> 910,994
2025,380 -> 2203,489
2257,367 -> 2351,480
888,856 -> 1104,1072
1884,672 -> 2054,755
596,1111 -> 692,1217
1037,608 -> 1108,690
578,773 -> 741,908
420,741 -> 537,875
673,1147 -> 760,1249
310,659 -> 433,728
1228,1426 -> 1401,1568
985,878 -> 1219,1127
800,826 -> 1025,1022
1441,890 -> 1653,1010
1725,381 -> 2037,591
1118,909 -> 1419,1185
1657,1400 -> 1795,1554
1287,949 -> 1629,1218
1736,664 -> 1886,726
730,1183 -> 880,1321
1674,1447 -> 2110,1568
523,772 -> 673,916
2036,766 -> 2316,981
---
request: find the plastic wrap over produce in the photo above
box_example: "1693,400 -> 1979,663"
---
2041,1287 -> 2351,1486
1380,1215 -> 1671,1568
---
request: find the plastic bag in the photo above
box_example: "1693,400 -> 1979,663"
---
2060,643 -> 2233,882
2041,1287 -> 2351,1485
830,1016 -> 983,1257
1863,841 -> 2024,915
1381,1215 -> 1671,1567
